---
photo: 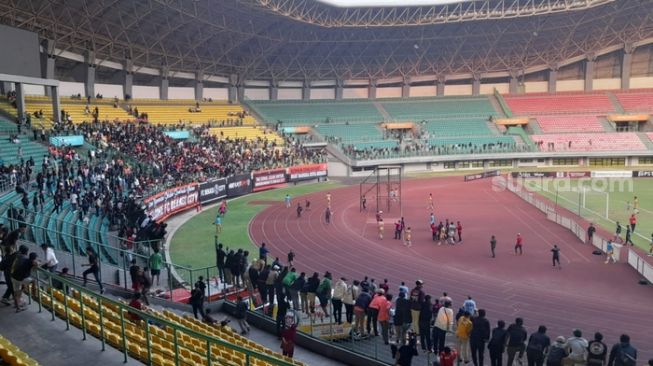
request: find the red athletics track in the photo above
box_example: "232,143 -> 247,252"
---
249,177 -> 652,359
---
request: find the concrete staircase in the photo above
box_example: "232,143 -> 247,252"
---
526,118 -> 542,134
488,93 -> 509,118
373,101 -> 392,121
636,132 -> 653,150
606,92 -> 625,113
597,117 -> 615,132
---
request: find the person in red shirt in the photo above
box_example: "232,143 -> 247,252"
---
456,221 -> 463,242
629,214 -> 637,233
439,346 -> 459,366
431,222 -> 438,242
514,233 -> 523,255
128,292 -> 146,323
395,220 -> 402,240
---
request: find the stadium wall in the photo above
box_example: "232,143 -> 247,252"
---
409,85 -> 437,97
557,80 -> 584,92
132,85 -> 160,99
342,87 -> 368,99
244,88 -> 270,100
95,83 -> 124,99
203,87 -> 229,100
376,86 -> 402,98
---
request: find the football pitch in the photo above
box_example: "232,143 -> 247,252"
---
524,177 -> 653,250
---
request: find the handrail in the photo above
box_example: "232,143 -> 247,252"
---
33,268 -> 297,366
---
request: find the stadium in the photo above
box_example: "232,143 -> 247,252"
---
0,0 -> 652,365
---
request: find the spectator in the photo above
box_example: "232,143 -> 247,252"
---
547,336 -> 569,366
488,320 -> 508,366
526,325 -> 550,366
40,243 -> 58,273
189,282 -> 205,320
607,334 -> 636,366
456,311 -> 473,364
505,317 -> 528,366
234,295 -> 251,335
587,332 -> 608,366
393,291 -> 411,344
392,332 -> 418,366
432,300 -> 454,354
418,294 -> 433,352
566,329 -> 589,366
470,309 -> 491,366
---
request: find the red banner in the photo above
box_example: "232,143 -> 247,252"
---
144,183 -> 199,222
287,163 -> 328,182
252,168 -> 287,192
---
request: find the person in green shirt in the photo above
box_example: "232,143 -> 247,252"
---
316,272 -> 333,317
282,268 -> 298,298
149,248 -> 163,287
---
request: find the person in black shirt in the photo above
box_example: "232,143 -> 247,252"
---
506,318 -> 528,366
551,245 -> 561,269
0,247 -> 17,305
587,223 -> 596,244
82,246 -> 104,293
215,243 -> 226,282
393,333 -> 418,366
470,309 -> 491,366
488,320 -> 508,366
189,282 -> 205,319
418,295 -> 433,352
587,332 -> 607,366
526,325 -> 550,366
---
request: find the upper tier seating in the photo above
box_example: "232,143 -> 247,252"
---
25,97 -> 134,125
131,100 -> 256,125
249,100 -> 382,125
535,115 -> 605,133
531,132 -> 646,152
422,118 -> 494,137
0,136 -> 48,167
615,91 -> 653,112
505,93 -> 615,115
316,123 -> 384,142
381,97 -> 496,120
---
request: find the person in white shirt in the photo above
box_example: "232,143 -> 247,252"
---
566,329 -> 589,366
331,277 -> 348,325
40,243 -> 59,272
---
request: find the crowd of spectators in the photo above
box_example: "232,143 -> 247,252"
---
228,249 -> 642,366
343,140 -> 529,161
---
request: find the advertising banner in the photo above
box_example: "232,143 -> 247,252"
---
226,174 -> 252,197
634,171 -> 653,178
464,170 -> 500,182
287,163 -> 328,182
511,171 -> 556,178
591,171 -> 632,178
198,178 -> 227,205
144,183 -> 199,222
252,168 -> 287,191
49,135 -> 84,147
559,171 -> 591,178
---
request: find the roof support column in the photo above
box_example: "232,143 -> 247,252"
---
43,40 -> 56,97
621,43 -> 634,90
15,82 -> 25,121
436,76 -> 445,96
584,54 -> 596,92
123,59 -> 133,100
335,79 -> 344,100
84,51 -> 96,98
51,86 -> 60,124
509,70 -> 519,94
401,76 -> 411,98
472,73 -> 481,96
368,78 -> 377,100
159,67 -> 169,100
195,71 -> 204,101
269,80 -> 278,101
548,64 -> 558,94
302,79 -> 311,101
228,74 -> 238,103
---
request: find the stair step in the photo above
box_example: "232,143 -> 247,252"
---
636,132 -> 653,150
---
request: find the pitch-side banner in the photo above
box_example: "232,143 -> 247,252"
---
464,170 -> 500,182
144,183 -> 199,222
633,171 -> 653,178
287,163 -> 328,182
198,178 -> 227,205
226,174 -> 252,197
253,168 -> 287,191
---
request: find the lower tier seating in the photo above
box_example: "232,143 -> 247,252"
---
531,133 -> 647,152
535,115 -> 605,133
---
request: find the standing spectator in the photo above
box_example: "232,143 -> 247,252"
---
0,246 -> 17,305
418,295 -> 433,352
470,309 -> 490,366
11,246 -> 35,312
234,295 -> 251,335
456,311 -> 473,364
463,296 -> 477,315
457,221 -> 463,242
139,267 -> 152,306
316,271 -> 332,317
266,265 -> 279,316
488,320 -> 508,366
129,259 -> 141,292
82,246 -> 104,293
343,280 -> 360,324
505,317 -> 528,366
148,247 -> 162,287
587,332 -> 608,366
354,287 -> 372,336
378,293 -> 393,345
587,223 -> 596,244
216,243 -> 226,282
629,213 -> 636,233
607,334 -> 636,366
547,336 -> 569,366
526,325 -> 550,366
432,300 -> 454,354
288,271 -> 304,311
409,280 -> 425,334
394,291 -> 411,344
287,250 -> 295,266
280,310 -> 298,358
259,242 -> 269,263
393,334 -> 419,366
332,277 -> 347,324
189,282 -> 205,320
605,241 -> 617,264
306,272 -> 320,315
566,329 -> 589,366
40,243 -> 58,273
367,289 -> 385,337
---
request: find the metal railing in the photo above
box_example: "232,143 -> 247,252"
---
32,268 -> 297,366
6,208 -> 221,304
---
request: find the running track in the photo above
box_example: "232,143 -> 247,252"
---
249,177 -> 652,360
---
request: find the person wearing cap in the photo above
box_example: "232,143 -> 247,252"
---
332,277 -> 348,324
515,233 -> 523,255
546,336 -> 569,366
40,243 -> 58,273
566,329 -> 588,366
409,280 -> 425,334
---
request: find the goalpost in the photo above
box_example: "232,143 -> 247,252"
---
581,187 -> 609,219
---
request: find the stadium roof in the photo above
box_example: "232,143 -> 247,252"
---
316,0 -> 468,8
0,0 -> 650,81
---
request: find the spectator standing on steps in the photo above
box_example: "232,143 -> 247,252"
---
607,334 -> 637,366
234,295 -> 250,335
587,332 -> 608,366
505,317 -> 528,366
526,325 -> 550,366
470,309 -> 491,366
566,329 -> 589,366
488,320 -> 508,366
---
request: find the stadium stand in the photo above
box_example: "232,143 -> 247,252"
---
207,126 -> 283,144
248,99 -> 383,125
531,132 -> 646,152
130,100 -> 256,125
615,90 -> 653,113
421,118 -> 496,137
534,115 -> 606,133
24,97 -> 134,127
380,96 -> 497,119
505,93 -> 616,115
0,334 -> 39,366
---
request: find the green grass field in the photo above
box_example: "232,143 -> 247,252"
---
524,178 -> 653,250
169,181 -> 341,270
